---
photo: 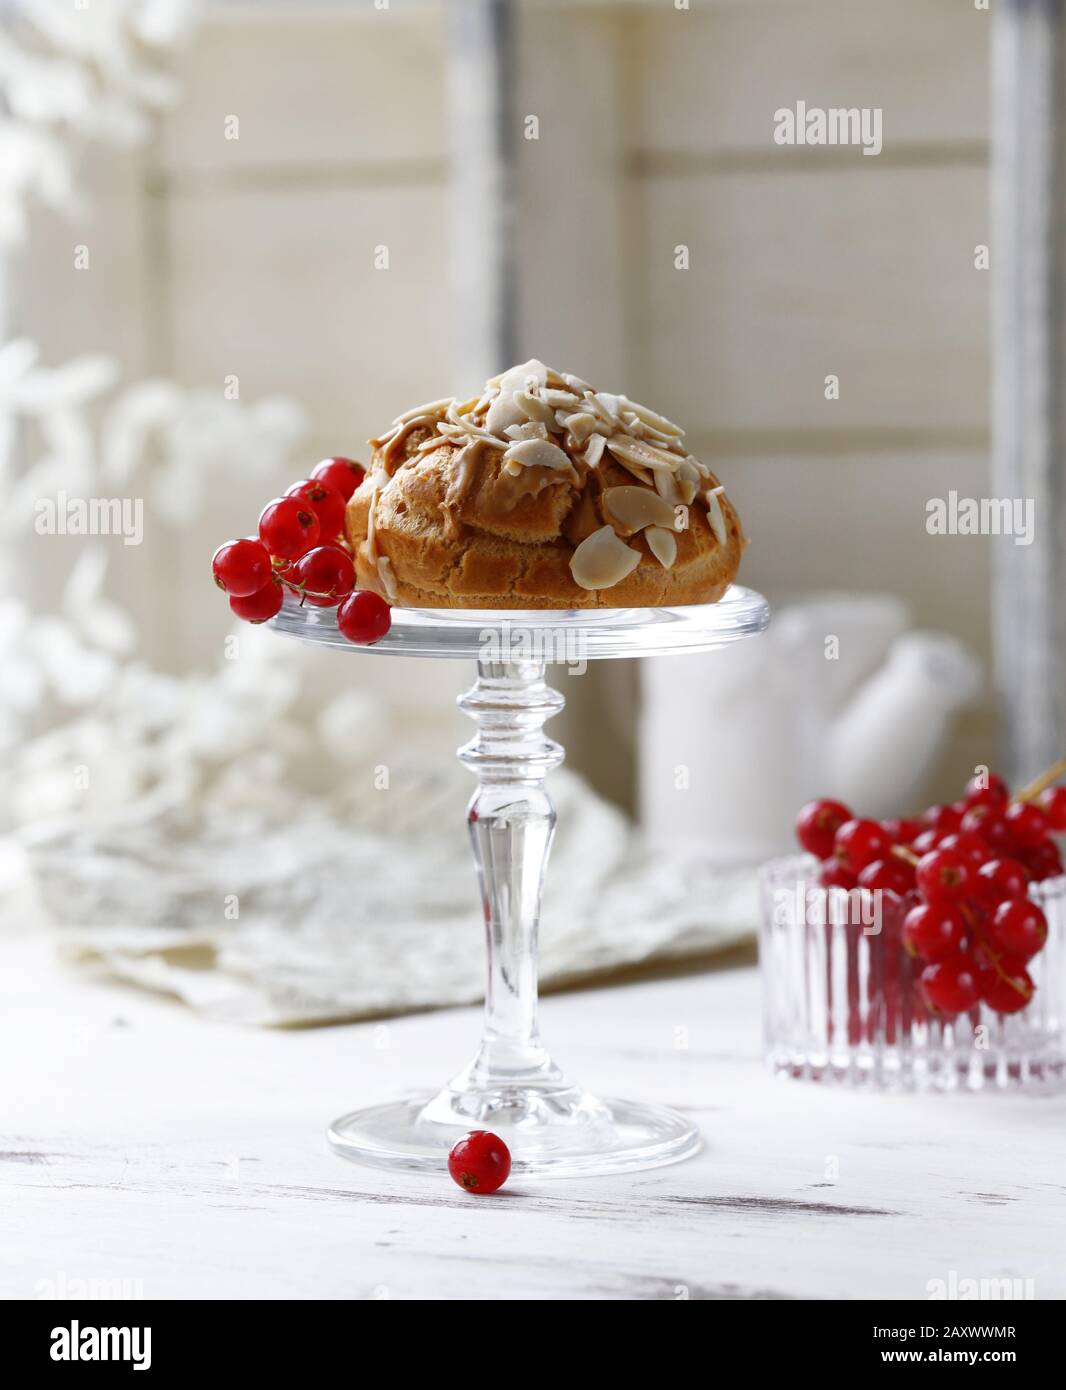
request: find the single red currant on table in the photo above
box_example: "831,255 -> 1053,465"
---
311,456 -> 365,501
795,798 -> 852,858
989,900 -> 1048,960
915,847 -> 972,903
447,1131 -> 511,1194
920,953 -> 980,1017
337,589 -> 392,645
258,495 -> 320,560
212,537 -> 272,597
290,545 -> 355,607
229,575 -> 283,623
833,818 -> 892,874
902,902 -> 968,962
285,478 -> 347,540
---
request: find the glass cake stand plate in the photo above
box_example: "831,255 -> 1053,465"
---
268,585 -> 770,1178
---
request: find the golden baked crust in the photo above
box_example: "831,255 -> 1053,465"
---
345,363 -> 746,609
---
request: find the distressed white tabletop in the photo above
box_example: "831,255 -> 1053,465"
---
2,935 -> 1063,1301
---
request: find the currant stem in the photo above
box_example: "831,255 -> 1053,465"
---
1013,754 -> 1066,804
892,844 -> 921,866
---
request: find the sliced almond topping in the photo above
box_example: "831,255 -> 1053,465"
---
496,358 -> 549,394
501,437 -> 572,471
377,554 -> 399,603
562,410 -> 597,445
438,420 -> 507,449
540,389 -> 581,409
583,433 -> 607,467
515,390 -> 557,426
563,372 -> 593,394
603,485 -> 678,534
704,484 -> 728,545
390,397 -> 453,428
606,436 -> 681,472
485,392 -> 527,436
593,391 -> 625,427
622,398 -> 685,438
615,455 -> 654,486
654,469 -> 682,506
646,526 -> 677,570
570,525 -> 641,591
504,421 -> 548,441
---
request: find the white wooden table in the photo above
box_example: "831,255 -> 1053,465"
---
2,936 -> 1063,1301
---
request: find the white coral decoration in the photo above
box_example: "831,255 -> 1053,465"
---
0,0 -> 200,242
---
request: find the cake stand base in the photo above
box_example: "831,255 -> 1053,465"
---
268,590 -> 769,1181
328,1089 -> 700,1178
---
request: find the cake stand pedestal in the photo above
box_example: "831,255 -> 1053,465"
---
269,586 -> 769,1177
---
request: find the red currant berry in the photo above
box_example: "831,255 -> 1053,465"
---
1005,800 -> 1050,848
1039,785 -> 1066,832
337,589 -> 392,645
921,803 -> 965,837
285,479 -> 346,540
911,828 -> 940,856
857,857 -> 915,896
937,831 -> 992,869
882,817 -> 923,846
795,798 -> 852,858
1020,840 -> 1064,882
902,902 -> 968,962
920,953 -> 980,1017
229,576 -> 283,623
820,860 -> 857,890
834,818 -> 893,874
212,537 -> 272,597
447,1130 -> 511,1194
979,956 -> 1035,1014
915,848 -> 972,904
964,773 -> 1009,810
310,456 -> 365,502
258,496 -> 320,560
989,900 -> 1048,961
290,544 -> 355,607
974,856 -> 1030,908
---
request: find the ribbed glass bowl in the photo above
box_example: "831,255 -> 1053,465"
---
759,853 -> 1066,1091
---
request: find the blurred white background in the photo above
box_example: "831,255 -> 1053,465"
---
0,0 -> 998,1008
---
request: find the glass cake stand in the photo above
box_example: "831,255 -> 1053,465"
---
269,585 -> 770,1177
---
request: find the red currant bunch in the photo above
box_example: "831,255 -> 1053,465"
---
211,456 -> 394,646
794,760 -> 1065,1022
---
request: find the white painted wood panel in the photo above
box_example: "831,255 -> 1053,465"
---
161,10 -> 448,174
164,182 -> 452,441
632,166 -> 989,435
631,0 -> 989,156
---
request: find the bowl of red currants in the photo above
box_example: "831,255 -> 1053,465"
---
759,765 -> 1066,1090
